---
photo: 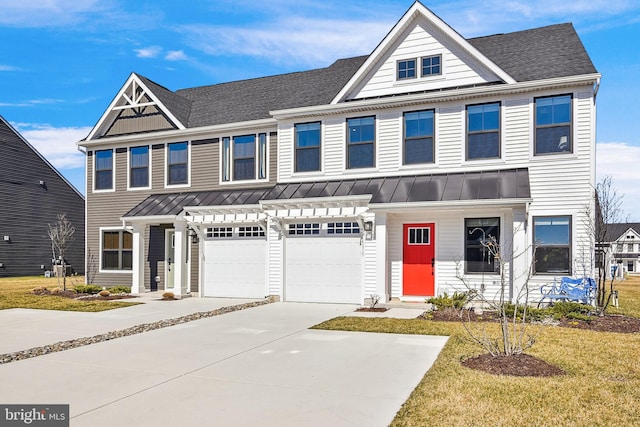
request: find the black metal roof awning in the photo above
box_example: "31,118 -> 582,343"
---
122,168 -> 531,219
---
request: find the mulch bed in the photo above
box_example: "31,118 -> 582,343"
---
355,307 -> 389,312
32,288 -> 136,301
461,353 -> 566,377
425,307 -> 639,377
558,314 -> 640,333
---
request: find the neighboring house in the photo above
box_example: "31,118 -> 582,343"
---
78,2 -> 599,303
605,223 -> 640,277
0,115 -> 85,277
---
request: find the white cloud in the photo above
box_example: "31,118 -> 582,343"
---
596,142 -> 640,221
0,64 -> 19,71
135,46 -> 162,59
180,18 -> 389,66
0,0 -> 108,27
0,98 -> 63,107
165,50 -> 188,61
13,123 -> 91,170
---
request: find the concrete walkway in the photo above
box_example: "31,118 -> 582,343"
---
0,301 -> 447,426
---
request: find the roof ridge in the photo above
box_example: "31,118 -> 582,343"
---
468,22 -> 573,41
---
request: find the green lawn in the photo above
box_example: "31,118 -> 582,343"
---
314,276 -> 640,426
0,276 -> 140,312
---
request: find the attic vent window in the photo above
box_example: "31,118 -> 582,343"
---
422,54 -> 441,76
397,59 -> 416,80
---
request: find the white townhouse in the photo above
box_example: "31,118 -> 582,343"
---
78,2 -> 600,304
605,223 -> 640,277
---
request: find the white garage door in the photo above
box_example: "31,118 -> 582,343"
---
285,222 -> 362,304
203,226 -> 266,298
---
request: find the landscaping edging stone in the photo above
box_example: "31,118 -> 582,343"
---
0,299 -> 270,365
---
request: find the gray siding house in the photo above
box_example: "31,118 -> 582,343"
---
0,115 -> 85,277
79,2 -> 599,303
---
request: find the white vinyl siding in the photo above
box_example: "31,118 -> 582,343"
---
349,19 -> 498,100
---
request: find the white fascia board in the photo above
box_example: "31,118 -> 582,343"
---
120,214 -> 178,223
260,194 -> 372,209
86,73 -> 137,141
183,204 -> 263,214
371,198 -> 533,213
331,2 -> 516,104
78,118 -> 277,149
272,73 -> 601,121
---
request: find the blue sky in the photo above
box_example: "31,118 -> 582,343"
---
1,0 -> 639,220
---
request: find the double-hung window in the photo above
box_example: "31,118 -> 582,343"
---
167,142 -> 188,185
465,218 -> 500,274
533,216 -> 571,274
467,103 -> 500,160
222,133 -> 268,182
95,149 -> 113,190
397,59 -> 416,80
129,146 -> 149,188
233,135 -> 256,180
404,110 -> 434,164
347,116 -> 375,169
295,122 -> 321,172
535,95 -> 572,155
102,230 -> 132,270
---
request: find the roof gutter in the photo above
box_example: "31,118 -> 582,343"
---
271,73 -> 602,120
79,118 -> 277,149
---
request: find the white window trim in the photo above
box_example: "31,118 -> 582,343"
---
463,101 -> 504,164
528,93 -> 578,161
165,141 -> 191,189
93,149 -> 116,193
98,226 -> 133,274
292,121 -> 324,176
219,132 -> 270,185
127,145 -> 152,191
420,53 -> 444,79
399,108 -> 438,169
343,115 -> 379,174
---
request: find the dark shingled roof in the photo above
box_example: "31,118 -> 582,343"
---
123,168 -> 530,218
468,23 -> 597,82
130,23 -> 596,130
175,56 -> 368,128
604,223 -> 640,243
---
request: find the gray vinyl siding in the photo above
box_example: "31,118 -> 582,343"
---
0,117 -> 85,277
86,129 -> 277,289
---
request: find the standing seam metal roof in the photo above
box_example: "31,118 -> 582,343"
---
123,168 -> 530,218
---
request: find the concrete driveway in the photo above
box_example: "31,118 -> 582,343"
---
0,302 -> 448,426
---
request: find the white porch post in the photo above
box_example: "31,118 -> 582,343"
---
131,223 -> 145,295
375,212 -> 389,302
173,222 -> 187,297
511,209 -> 529,303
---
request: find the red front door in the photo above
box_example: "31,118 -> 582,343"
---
403,223 -> 435,296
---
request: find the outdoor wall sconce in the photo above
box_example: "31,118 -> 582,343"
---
3,235 -> 9,242
188,228 -> 199,244
363,221 -> 373,232
0,263 -> 4,268
39,180 -> 45,187
40,265 -> 46,270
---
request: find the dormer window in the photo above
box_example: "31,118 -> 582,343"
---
421,55 -> 441,76
397,59 -> 416,80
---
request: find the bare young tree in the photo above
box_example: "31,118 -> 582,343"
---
455,234 -> 539,356
47,213 -> 76,290
584,175 -> 626,314
85,247 -> 98,285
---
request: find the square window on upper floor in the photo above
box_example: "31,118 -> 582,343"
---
397,59 -> 417,80
421,55 -> 441,77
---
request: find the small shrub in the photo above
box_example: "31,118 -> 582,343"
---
109,285 -> 131,294
427,291 -> 470,310
51,287 -> 63,295
32,286 -> 48,295
504,303 -> 550,321
368,293 -> 380,309
74,284 -> 103,294
98,290 -> 111,297
550,301 -> 593,318
565,311 -> 593,322
162,292 -> 176,300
